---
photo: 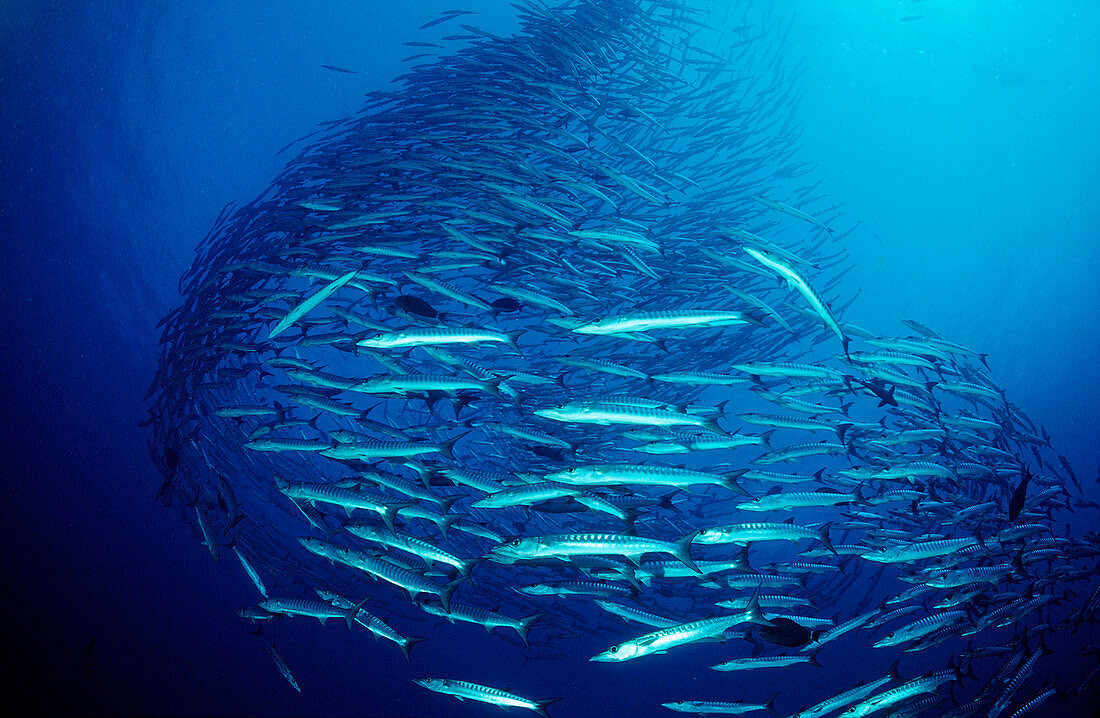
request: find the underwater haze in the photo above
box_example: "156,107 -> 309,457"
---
2,2 -> 1098,717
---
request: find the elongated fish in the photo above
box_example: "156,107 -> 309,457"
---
414,678 -> 559,718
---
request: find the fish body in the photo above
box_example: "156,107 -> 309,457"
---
414,678 -> 558,718
490,531 -> 701,572
574,310 -> 759,335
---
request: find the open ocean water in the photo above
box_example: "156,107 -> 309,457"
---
2,2 -> 1098,717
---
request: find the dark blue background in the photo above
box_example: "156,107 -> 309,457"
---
2,1 -> 1097,715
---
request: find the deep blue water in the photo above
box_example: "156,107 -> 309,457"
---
2,1 -> 1098,716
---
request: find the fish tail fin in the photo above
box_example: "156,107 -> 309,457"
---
457,557 -> 479,576
437,514 -> 457,541
439,574 -> 467,613
381,503 -> 407,532
438,431 -> 469,461
764,691 -> 780,715
399,636 -> 426,664
676,530 -> 702,574
818,522 -> 836,555
482,376 -> 509,398
721,469 -> 751,495
516,612 -> 543,648
534,697 -> 562,718
743,309 -> 766,326
759,429 -> 777,449
745,586 -> 773,627
703,417 -> 729,436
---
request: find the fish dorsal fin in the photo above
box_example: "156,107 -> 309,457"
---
767,486 -> 782,496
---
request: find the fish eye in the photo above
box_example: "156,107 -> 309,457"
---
609,645 -> 618,653
509,539 -> 521,546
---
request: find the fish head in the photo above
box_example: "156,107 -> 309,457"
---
489,536 -> 540,562
516,584 -> 555,595
590,640 -> 642,662
357,334 -> 386,348
692,527 -> 725,545
298,536 -> 321,551
533,406 -> 570,421
660,702 -> 693,712
871,633 -> 896,649
545,466 -> 581,482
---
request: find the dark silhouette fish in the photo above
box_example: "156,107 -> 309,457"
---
321,64 -> 357,74
491,297 -> 522,313
83,633 -> 97,679
847,376 -> 898,407
1009,467 -> 1033,521
760,617 -> 820,648
394,294 -> 441,319
165,446 -> 179,473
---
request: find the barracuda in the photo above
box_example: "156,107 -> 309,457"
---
800,609 -> 878,652
317,590 -> 424,663
319,435 -> 463,461
417,600 -> 541,648
694,521 -> 835,554
414,678 -> 558,718
873,610 -> 966,648
534,401 -> 725,433
790,670 -> 897,718
256,598 -> 360,628
350,374 -> 503,396
572,310 -> 760,335
472,483 -> 581,509
662,696 -> 778,714
650,371 -> 746,386
475,421 -> 574,449
403,271 -> 492,311
267,270 -> 357,339
709,653 -> 818,672
744,245 -> 849,355
489,530 -> 701,573
591,593 -> 770,662
554,354 -> 650,379
489,283 -> 574,315
277,480 -> 404,530
738,487 -> 861,512
593,600 -> 679,629
634,432 -> 772,454
843,670 -> 956,717
862,537 -> 980,564
545,464 -> 747,493
342,521 -> 476,574
298,537 -> 465,611
244,436 -> 332,452
357,326 -> 521,350
733,361 -> 844,380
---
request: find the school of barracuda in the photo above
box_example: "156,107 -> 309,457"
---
146,1 -> 1099,716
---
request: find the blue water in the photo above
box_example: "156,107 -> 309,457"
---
3,1 -> 1097,716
